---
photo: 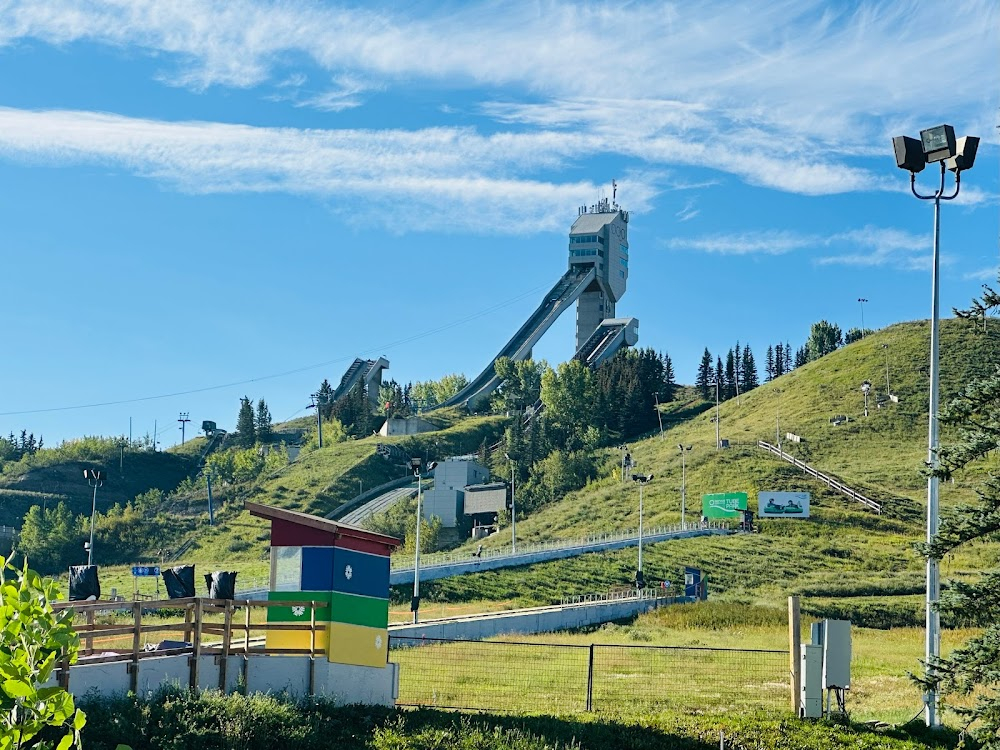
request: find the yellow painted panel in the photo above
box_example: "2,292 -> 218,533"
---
265,626 -> 328,652
326,622 -> 388,668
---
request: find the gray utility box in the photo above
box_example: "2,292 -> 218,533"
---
800,643 -> 823,718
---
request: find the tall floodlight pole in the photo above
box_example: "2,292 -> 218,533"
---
178,412 -> 191,444
678,445 -> 692,529
715,380 -> 721,449
632,473 -> 653,587
858,298 -> 869,337
892,123 -> 979,729
883,344 -> 891,396
307,393 -> 325,448
84,469 -> 105,566
861,380 -> 871,418
410,457 -> 423,624
505,452 -> 516,554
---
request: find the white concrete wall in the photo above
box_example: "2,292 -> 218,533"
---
390,596 -> 688,643
66,654 -> 397,706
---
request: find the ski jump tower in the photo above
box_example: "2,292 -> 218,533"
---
441,193 -> 637,411
569,196 -> 629,351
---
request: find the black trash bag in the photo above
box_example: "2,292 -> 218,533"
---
68,565 -> 101,601
205,570 -> 237,600
162,565 -> 196,599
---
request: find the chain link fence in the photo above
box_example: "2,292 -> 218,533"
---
390,636 -> 788,714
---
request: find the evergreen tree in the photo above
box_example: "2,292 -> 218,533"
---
695,348 -> 713,399
662,352 -> 677,402
918,289 -> 1000,735
316,379 -> 335,420
741,346 -> 759,392
794,345 -> 808,368
724,349 -> 736,401
733,341 -> 743,392
784,342 -> 793,372
714,356 -> 725,400
765,345 -> 775,382
235,396 -> 256,447
774,343 -> 785,377
255,399 -> 273,443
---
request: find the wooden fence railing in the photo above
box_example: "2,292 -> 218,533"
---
53,597 -> 330,694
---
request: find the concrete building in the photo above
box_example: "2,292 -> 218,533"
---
422,458 -> 490,528
569,197 -> 629,351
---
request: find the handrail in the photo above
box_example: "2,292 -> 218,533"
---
756,441 -> 882,514
390,521 -> 727,571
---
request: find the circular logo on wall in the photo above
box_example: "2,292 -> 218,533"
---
291,606 -> 305,617
375,635 -> 383,649
345,564 -> 353,580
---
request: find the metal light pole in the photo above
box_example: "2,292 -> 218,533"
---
505,452 -> 516,553
715,380 -> 721,449
883,343 -> 891,396
410,457 -> 423,624
632,473 -> 653,587
858,298 -> 868,337
678,445 -> 692,529
892,123 -> 979,729
861,380 -> 871,418
84,469 -> 105,566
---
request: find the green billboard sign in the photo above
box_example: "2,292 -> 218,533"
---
702,492 -> 748,519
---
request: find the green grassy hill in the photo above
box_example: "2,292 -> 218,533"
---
411,319 -> 1000,627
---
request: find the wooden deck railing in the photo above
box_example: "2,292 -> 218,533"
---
53,597 -> 330,693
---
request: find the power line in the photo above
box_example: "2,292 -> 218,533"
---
0,283 -> 548,417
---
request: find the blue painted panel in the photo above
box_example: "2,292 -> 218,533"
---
331,547 -> 390,598
301,547 -> 335,591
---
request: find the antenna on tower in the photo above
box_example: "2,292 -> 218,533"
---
612,179 -> 617,203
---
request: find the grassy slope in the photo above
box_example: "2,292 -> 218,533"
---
414,319 -> 998,624
93,412 -> 507,593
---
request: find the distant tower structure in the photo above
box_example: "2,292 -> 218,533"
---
569,192 -> 629,351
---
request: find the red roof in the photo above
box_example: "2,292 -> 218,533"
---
245,501 -> 401,553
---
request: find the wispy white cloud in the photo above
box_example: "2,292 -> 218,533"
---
0,0 -> 994,199
0,106 -> 658,233
963,266 -> 999,282
675,198 -> 699,222
668,225 -> 934,269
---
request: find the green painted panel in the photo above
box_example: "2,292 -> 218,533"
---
330,591 -> 389,629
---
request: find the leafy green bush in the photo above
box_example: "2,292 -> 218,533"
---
0,554 -> 85,750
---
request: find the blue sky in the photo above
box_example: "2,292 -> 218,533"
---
0,0 -> 997,447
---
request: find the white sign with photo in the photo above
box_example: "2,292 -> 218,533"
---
758,491 -> 810,518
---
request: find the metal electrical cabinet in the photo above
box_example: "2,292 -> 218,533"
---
800,643 -> 823,718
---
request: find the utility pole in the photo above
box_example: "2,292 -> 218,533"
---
654,394 -> 664,440
178,412 -> 191,445
307,393 -> 326,448
153,419 -> 157,451
858,298 -> 869,337
506,452 -> 516,553
632,473 -> 653,588
206,473 -> 215,525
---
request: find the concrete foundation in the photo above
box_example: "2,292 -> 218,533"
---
66,654 -> 399,706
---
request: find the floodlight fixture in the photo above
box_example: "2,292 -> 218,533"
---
893,135 -> 926,172
920,124 -> 957,163
945,135 -> 980,173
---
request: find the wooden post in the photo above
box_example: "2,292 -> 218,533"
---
183,604 -> 193,645
190,598 -> 203,692
789,595 -> 801,715
130,601 -> 142,694
244,603 -> 251,654
85,609 -> 95,656
218,601 -> 233,692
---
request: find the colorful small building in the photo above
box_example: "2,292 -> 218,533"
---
246,501 -> 401,668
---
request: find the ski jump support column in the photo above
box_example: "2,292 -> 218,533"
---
247,501 -> 401,668
442,199 -> 634,412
